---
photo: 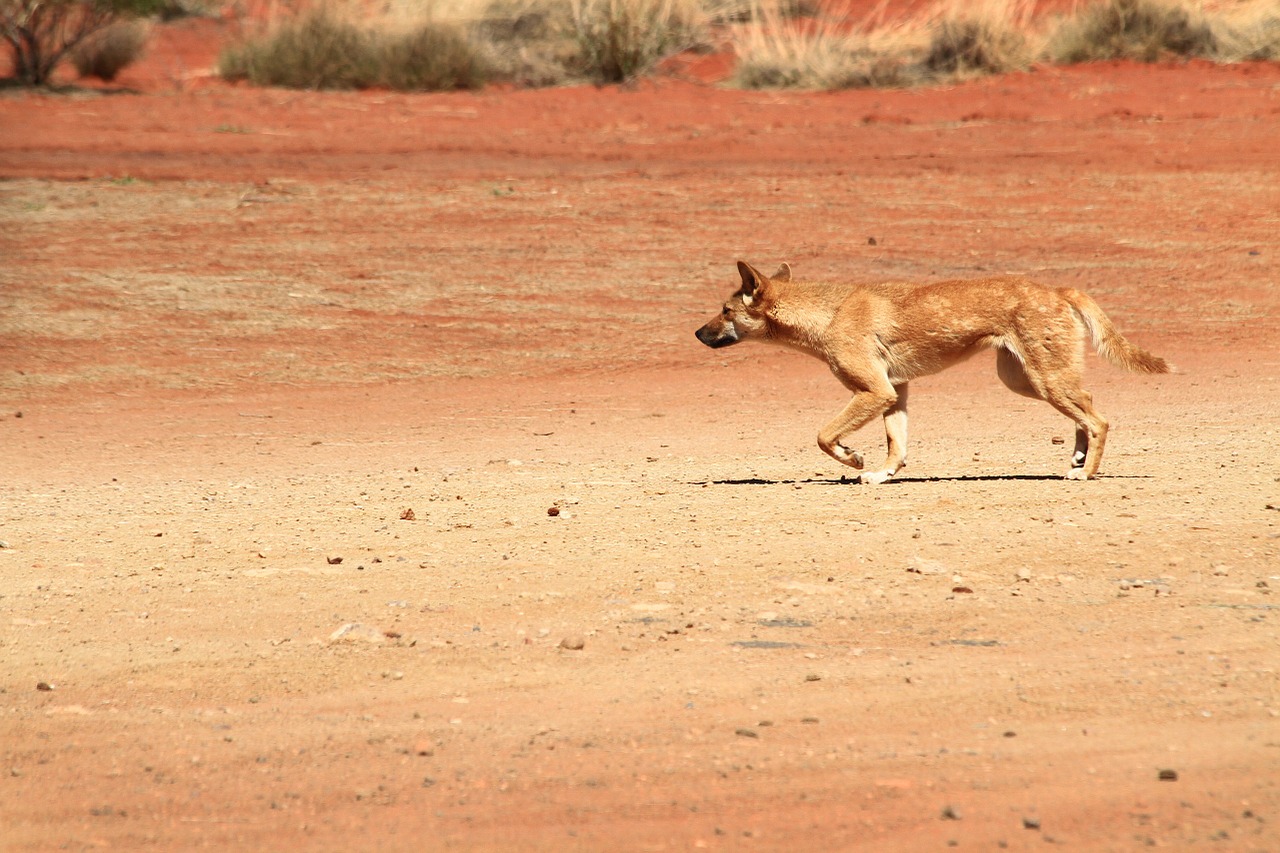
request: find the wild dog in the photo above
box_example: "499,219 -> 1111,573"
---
695,261 -> 1169,482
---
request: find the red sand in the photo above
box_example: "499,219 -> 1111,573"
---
4,15 -> 1280,851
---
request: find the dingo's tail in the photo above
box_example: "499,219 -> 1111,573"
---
1063,289 -> 1170,374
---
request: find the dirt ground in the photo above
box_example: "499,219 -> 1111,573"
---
3,17 -> 1280,850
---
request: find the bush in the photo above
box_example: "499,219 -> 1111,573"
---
219,8 -> 490,91
219,9 -> 375,89
568,0 -> 707,82
923,12 -> 1031,77
70,18 -> 149,81
1211,2 -> 1280,61
732,0 -> 1039,90
376,23 -> 488,90
475,0 -> 578,86
1046,0 -> 1218,64
731,23 -> 916,89
2,0 -> 162,85
730,0 -> 931,90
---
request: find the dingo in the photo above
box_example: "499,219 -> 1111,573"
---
695,261 -> 1169,482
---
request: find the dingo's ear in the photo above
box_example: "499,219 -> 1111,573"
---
772,262 -> 791,282
737,260 -> 771,307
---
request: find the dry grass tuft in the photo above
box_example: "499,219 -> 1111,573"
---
472,0 -> 567,85
219,4 -> 489,90
922,0 -> 1035,77
1210,0 -> 1280,61
1045,0 -> 1219,63
730,0 -> 1042,90
730,1 -> 925,89
567,0 -> 713,82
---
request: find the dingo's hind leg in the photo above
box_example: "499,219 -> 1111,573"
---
997,346 -> 1106,479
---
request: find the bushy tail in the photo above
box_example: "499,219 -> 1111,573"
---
1063,289 -> 1170,374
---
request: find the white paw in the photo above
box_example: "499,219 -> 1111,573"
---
833,445 -> 865,469
859,470 -> 894,485
1065,467 -> 1090,481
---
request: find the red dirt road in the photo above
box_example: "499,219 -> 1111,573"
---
3,26 -> 1280,851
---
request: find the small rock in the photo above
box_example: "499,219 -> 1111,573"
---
1023,817 -> 1041,831
907,556 -> 947,575
547,506 -> 560,517
1051,435 -> 1065,445
328,623 -> 385,644
1016,568 -> 1032,582
559,635 -> 585,650
327,556 -> 344,565
941,805 -> 961,820
36,681 -> 53,691
1158,768 -> 1178,781
400,508 -> 416,521
951,586 -> 974,594
804,674 -> 821,682
734,728 -> 758,738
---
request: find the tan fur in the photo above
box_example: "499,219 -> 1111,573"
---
695,261 -> 1170,482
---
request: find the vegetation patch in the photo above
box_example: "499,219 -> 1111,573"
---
70,19 -> 150,81
922,2 -> 1033,78
6,0 -> 1264,91
567,0 -> 709,82
219,7 -> 489,90
1045,0 -> 1218,63
2,0 -> 162,85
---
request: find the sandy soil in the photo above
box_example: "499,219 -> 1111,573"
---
3,17 -> 1280,851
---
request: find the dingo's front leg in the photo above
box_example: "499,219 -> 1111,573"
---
817,385 -> 900,483
864,384 -> 909,484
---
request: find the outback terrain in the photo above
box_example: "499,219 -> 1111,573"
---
3,16 -> 1280,851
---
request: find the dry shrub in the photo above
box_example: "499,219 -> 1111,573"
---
375,19 -> 489,89
219,8 -> 374,89
473,0 -> 756,85
567,0 -> 710,82
1045,0 -> 1219,63
2,0 -> 163,85
923,0 -> 1035,77
474,0 -> 579,85
731,26 -> 916,89
1210,0 -> 1280,61
219,5 -> 489,90
730,0 -> 927,89
70,19 -> 150,81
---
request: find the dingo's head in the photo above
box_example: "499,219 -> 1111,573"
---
695,261 -> 789,349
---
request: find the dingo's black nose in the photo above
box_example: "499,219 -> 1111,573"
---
696,323 -> 739,348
